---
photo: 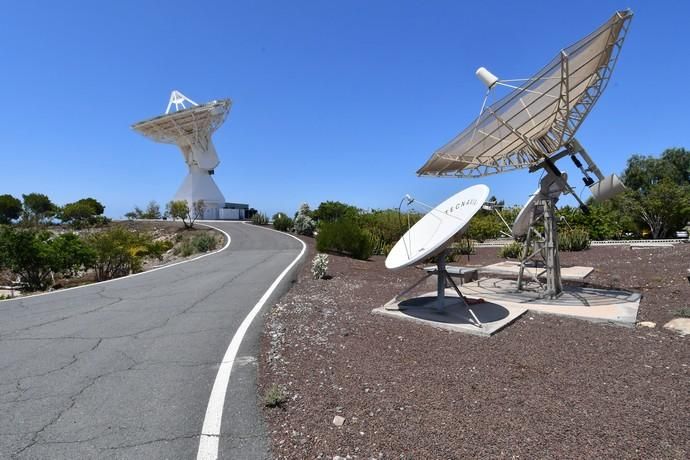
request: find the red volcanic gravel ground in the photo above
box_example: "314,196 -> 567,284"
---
259,239 -> 690,459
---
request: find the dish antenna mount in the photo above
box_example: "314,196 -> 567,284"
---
417,10 -> 633,298
386,185 -> 490,326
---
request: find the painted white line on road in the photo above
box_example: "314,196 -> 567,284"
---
0,223 -> 232,303
196,228 -> 307,460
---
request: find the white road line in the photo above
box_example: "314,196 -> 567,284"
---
196,227 -> 306,460
0,223 -> 232,303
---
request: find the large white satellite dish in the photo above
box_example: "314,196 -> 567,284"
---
132,91 -> 232,219
415,10 -> 633,298
386,184 -> 490,269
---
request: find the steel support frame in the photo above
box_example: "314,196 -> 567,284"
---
389,250 -> 482,328
516,197 -> 562,298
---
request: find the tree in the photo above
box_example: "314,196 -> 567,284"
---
166,200 -> 205,229
125,206 -> 145,220
143,201 -> 162,219
0,227 -> 93,291
60,198 -> 106,227
313,201 -> 359,223
0,194 -> 22,224
622,148 -> 690,238
623,148 -> 690,193
125,201 -> 161,220
622,180 -> 690,239
22,193 -> 56,225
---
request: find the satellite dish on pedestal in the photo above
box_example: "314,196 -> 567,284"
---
386,185 -> 490,327
416,10 -> 633,298
132,90 -> 232,219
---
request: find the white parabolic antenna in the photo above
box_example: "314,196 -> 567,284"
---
414,10 -> 633,299
132,91 -> 232,218
386,184 -> 490,270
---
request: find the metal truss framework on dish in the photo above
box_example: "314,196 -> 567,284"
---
132,91 -> 248,220
417,10 -> 633,179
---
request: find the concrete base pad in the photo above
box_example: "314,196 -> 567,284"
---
480,261 -> 594,281
372,291 -> 527,337
459,278 -> 641,327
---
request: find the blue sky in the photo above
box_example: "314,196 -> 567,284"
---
1,1 -> 688,218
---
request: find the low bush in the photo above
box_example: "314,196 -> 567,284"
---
85,226 -> 167,281
176,241 -> 195,257
251,212 -> 269,225
264,384 -> 287,408
311,253 -> 329,279
316,218 -> 373,260
191,233 -> 217,253
0,227 -> 93,291
453,237 -> 475,257
272,213 -> 293,232
559,227 -> 591,251
499,241 -> 524,259
293,203 -> 315,236
358,209 -> 421,256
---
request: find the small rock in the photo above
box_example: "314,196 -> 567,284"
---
333,415 -> 345,427
663,318 -> 690,335
637,321 -> 656,328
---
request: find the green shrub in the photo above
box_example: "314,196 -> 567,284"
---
177,241 -> 195,257
316,218 -> 373,260
358,209 -> 420,256
191,233 -> 217,252
676,307 -> 690,318
313,201 -> 359,223
84,226 -> 166,281
251,212 -> 268,225
264,384 -> 287,408
368,230 -> 393,256
453,237 -> 475,256
272,213 -> 293,232
499,241 -> 524,259
293,203 -> 315,236
0,227 -> 93,291
559,227 -> 591,251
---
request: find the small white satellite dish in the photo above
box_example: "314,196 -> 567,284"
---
512,191 -> 540,238
386,184 -> 490,270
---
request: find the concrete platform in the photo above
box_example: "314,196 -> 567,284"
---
480,261 -> 594,282
372,291 -> 527,337
458,278 -> 641,327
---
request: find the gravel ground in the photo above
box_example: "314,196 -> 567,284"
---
259,238 -> 689,459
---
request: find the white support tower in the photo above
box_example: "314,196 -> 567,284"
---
132,91 -> 232,219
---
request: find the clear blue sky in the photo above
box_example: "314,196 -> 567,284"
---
1,1 -> 688,218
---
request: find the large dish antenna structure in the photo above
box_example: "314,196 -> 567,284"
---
386,185 -> 490,326
417,10 -> 633,298
132,91 -> 232,218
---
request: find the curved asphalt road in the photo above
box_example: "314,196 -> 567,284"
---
0,222 -> 303,459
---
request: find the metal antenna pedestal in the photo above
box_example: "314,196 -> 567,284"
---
434,250 -> 483,327
388,249 -> 482,328
517,197 -> 563,299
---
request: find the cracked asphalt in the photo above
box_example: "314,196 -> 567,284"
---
0,222 -> 303,459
